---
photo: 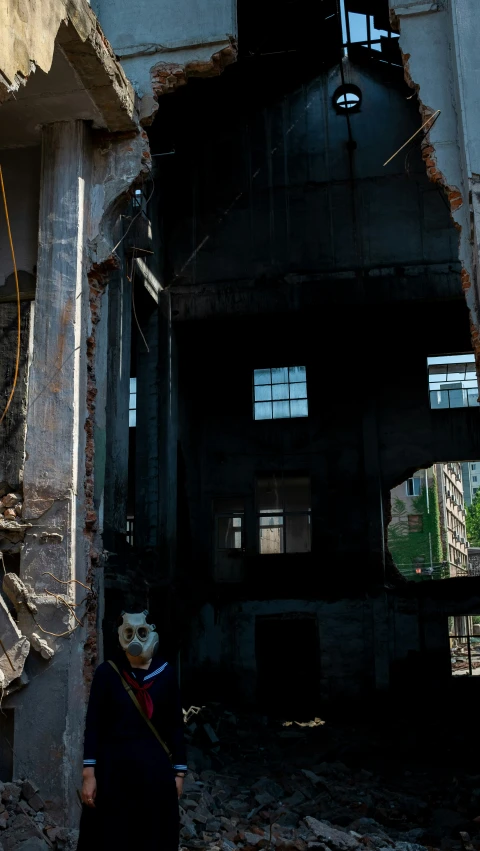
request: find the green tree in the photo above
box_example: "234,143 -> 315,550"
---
466,489 -> 480,546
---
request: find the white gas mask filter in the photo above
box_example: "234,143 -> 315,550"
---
118,611 -> 159,661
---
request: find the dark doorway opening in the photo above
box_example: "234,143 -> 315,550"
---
255,614 -> 320,719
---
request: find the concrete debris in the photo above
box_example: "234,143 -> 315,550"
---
0,494 -> 22,511
0,780 -> 77,850
0,595 -> 30,687
3,574 -> 38,616
0,491 -> 30,554
30,634 -> 54,661
178,705 -> 480,851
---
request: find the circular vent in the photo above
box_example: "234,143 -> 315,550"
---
333,85 -> 362,114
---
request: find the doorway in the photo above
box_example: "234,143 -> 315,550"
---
255,614 -> 320,719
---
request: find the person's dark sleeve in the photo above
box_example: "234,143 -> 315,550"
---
168,666 -> 188,772
83,664 -> 108,768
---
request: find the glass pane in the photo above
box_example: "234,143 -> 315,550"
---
290,399 -> 308,418
259,515 -> 284,526
255,402 -> 272,420
254,369 -> 271,386
464,379 -> 478,388
289,382 -> 307,399
271,367 -> 289,384
130,377 -> 137,392
289,366 -> 306,383
272,383 -> 289,400
257,477 -> 283,512
430,390 -> 448,409
259,526 -> 284,554
218,516 -> 243,549
447,365 -> 466,381
285,514 -> 311,553
255,384 -> 272,402
466,363 -> 476,377
348,11 -> 368,42
449,388 -> 466,408
284,477 -> 310,512
468,388 -> 480,407
273,400 -> 290,419
129,394 -> 136,409
129,409 -> 136,427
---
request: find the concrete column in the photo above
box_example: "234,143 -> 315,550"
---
13,121 -> 91,824
104,258 -> 132,547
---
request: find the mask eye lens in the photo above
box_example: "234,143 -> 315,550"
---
137,627 -> 148,640
124,627 -> 134,641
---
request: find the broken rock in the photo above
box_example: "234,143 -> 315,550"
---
305,817 -> 360,851
0,596 -> 30,688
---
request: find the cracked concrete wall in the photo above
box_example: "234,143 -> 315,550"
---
0,0 -> 137,132
91,0 -> 237,121
390,0 -> 480,369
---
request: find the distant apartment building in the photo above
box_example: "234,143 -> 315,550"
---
461,461 -> 480,507
389,463 -> 468,580
436,462 -> 468,575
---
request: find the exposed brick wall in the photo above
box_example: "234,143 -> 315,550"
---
151,40 -> 237,99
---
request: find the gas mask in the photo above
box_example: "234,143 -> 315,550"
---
118,611 -> 159,662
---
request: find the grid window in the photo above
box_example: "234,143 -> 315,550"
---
474,476 -> 478,483
472,464 -> 477,471
427,353 -> 479,409
257,475 -> 311,554
406,477 -> 421,497
253,367 -> 308,421
129,377 -> 137,428
214,499 -> 244,551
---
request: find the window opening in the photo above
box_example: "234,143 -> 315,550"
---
256,475 -> 311,554
406,477 -> 421,497
339,0 -> 401,67
129,377 -> 137,427
253,366 -> 308,420
126,516 -> 134,546
214,498 -> 244,551
449,616 -> 480,677
427,353 -> 479,409
333,85 -> 361,113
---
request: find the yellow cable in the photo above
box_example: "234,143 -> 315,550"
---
0,164 -> 21,426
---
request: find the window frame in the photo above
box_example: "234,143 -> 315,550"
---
406,477 -> 421,497
256,474 -> 312,555
253,366 -> 308,421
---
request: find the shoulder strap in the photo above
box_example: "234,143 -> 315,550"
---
108,660 -> 172,760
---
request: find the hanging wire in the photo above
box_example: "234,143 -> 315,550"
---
0,165 -> 21,426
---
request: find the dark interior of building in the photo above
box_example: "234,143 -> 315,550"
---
100,0 -> 480,730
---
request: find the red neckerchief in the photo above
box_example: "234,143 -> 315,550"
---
123,670 -> 154,719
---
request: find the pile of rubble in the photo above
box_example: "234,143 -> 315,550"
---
0,483 -> 28,556
0,779 -> 77,851
180,704 -> 480,851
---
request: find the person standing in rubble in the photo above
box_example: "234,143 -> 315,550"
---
77,610 -> 187,850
